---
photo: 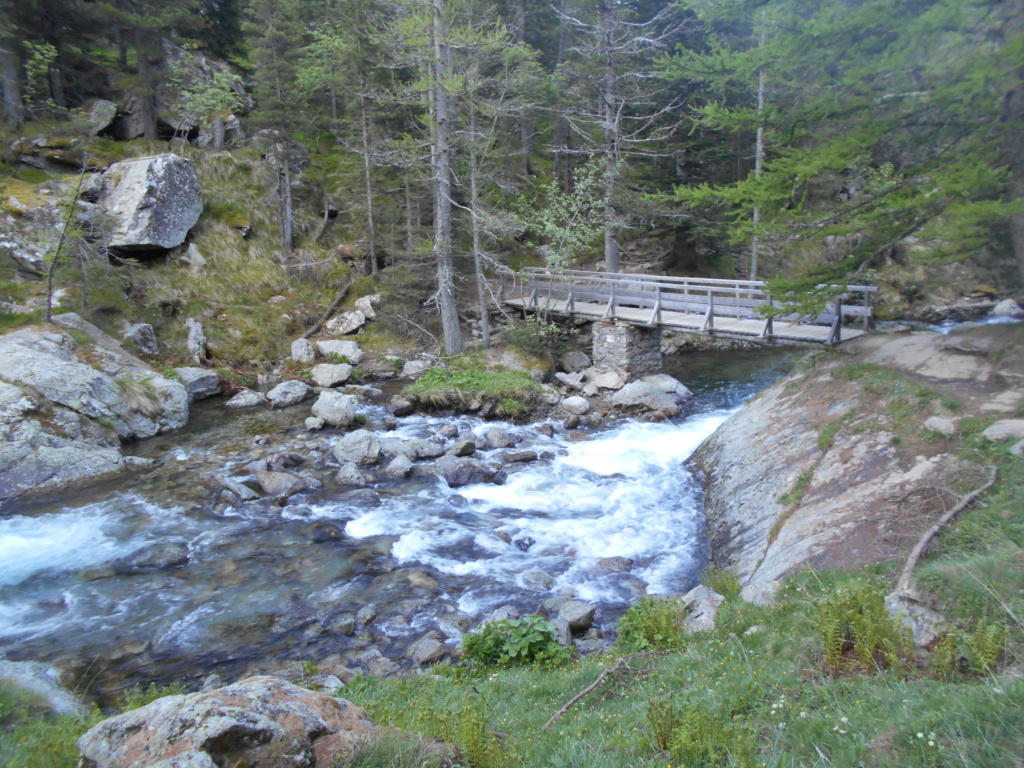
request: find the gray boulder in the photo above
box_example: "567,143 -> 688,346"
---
76,676 -> 375,768
312,391 -> 358,427
483,427 -> 520,450
0,660 -> 85,716
225,389 -> 266,409
380,438 -> 445,461
254,470 -> 307,499
326,310 -> 365,335
924,416 -> 956,437
434,455 -> 505,487
219,476 -> 259,501
982,419 -> 1024,440
305,417 -> 325,432
336,462 -> 369,487
407,637 -> 449,665
100,154 -> 202,250
611,381 -> 681,416
267,380 -> 312,408
185,319 -> 206,364
354,295 -> 380,319
561,396 -> 590,415
521,569 -> 556,591
316,340 -> 364,364
122,322 -> 159,355
641,373 -> 693,400
383,455 -> 412,479
993,298 -> 1024,318
174,367 -> 222,403
332,429 -> 381,466
401,360 -> 431,378
589,369 -> 627,391
449,439 -> 476,457
111,540 -> 190,574
291,338 -> 315,363
681,585 -> 725,632
558,601 -> 596,633
311,363 -> 352,388
559,350 -> 591,373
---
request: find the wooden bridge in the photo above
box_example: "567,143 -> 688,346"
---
500,268 -> 876,345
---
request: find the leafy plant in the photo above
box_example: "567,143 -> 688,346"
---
702,568 -> 742,600
616,597 -> 688,652
667,706 -> 757,768
462,615 -> 569,668
816,579 -> 911,674
504,314 -> 576,357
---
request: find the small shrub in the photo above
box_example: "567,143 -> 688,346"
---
352,413 -> 368,426
616,597 -> 688,652
462,615 -> 569,668
505,314 -> 576,356
816,579 -> 911,674
325,352 -> 351,364
118,682 -> 185,712
645,696 -> 683,751
966,619 -> 1008,675
702,568 -> 742,600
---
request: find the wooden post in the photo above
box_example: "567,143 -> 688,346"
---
761,294 -> 774,338
568,282 -> 575,313
828,295 -> 842,344
604,282 -> 616,318
863,291 -> 872,331
649,284 -> 662,324
703,290 -> 715,332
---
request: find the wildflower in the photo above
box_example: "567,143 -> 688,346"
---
917,733 -> 924,739
799,711 -> 808,718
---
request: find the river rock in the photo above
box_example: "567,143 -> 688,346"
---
316,340 -> 364,364
291,338 -> 315,363
100,154 -> 203,250
219,476 -> 259,501
559,350 -> 591,373
407,636 -> 448,665
885,592 -> 946,647
333,429 -> 381,466
558,600 -> 596,633
326,310 -> 365,335
111,540 -> 190,574
681,585 -> 724,632
521,569 -> 556,591
311,363 -> 352,388
993,298 -> 1024,318
380,438 -> 445,461
383,455 -> 412,479
123,322 -> 159,355
449,439 -> 476,457
641,373 -> 692,400
174,367 -> 221,402
0,660 -> 85,716
589,369 -> 627,390
254,470 -> 307,499
266,380 -> 312,408
388,396 -> 414,416
483,427 -> 520,449
595,556 -> 633,574
982,419 -> 1024,440
336,462 -> 369,487
76,676 -> 375,768
924,416 -> 956,437
561,396 -> 590,415
611,381 -> 681,416
312,391 -> 358,427
225,389 -> 266,408
434,455 -> 505,487
555,372 -> 585,391
502,450 -> 538,463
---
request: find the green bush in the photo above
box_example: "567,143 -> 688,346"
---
504,314 -> 576,357
668,706 -> 757,768
816,578 -> 911,673
462,615 -> 569,668
616,597 -> 688,652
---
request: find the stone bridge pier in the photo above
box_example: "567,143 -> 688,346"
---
590,321 -> 662,380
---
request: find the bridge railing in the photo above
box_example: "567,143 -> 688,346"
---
498,268 -> 877,343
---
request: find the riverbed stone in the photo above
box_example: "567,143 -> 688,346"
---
336,462 -> 369,487
333,429 -> 381,466
521,569 -> 556,591
291,338 -> 315,363
267,380 -> 312,408
993,298 -> 1024,318
483,427 -> 520,449
174,367 -> 222,403
558,600 -> 596,633
312,391 -> 358,427
982,419 -> 1024,440
559,350 -> 591,373
383,455 -> 412,479
76,675 -> 375,768
311,363 -> 352,388
449,439 -> 476,457
434,455 -> 505,487
254,470 -> 307,499
225,389 -> 266,408
316,340 -> 364,364
111,540 -> 190,574
611,381 -> 681,416
561,396 -> 590,415
329,614 -> 356,636
218,475 -> 259,501
305,416 -> 325,431
407,637 -> 449,665
641,373 -> 692,400
595,556 -> 633,573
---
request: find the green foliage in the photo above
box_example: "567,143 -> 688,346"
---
504,315 -> 577,357
777,469 -> 812,507
816,578 -> 911,673
667,706 -> 757,768
346,731 -> 451,768
325,352 -> 351,365
23,41 -> 59,115
118,682 -> 185,712
817,414 -> 849,451
0,310 -> 43,333
616,597 -> 688,652
702,568 -> 742,601
462,615 -> 569,669
402,355 -> 539,413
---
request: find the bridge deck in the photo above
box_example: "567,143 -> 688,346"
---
504,297 -> 865,343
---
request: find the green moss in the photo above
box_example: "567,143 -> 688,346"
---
402,354 -> 540,415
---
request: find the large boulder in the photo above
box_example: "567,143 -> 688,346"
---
266,380 -> 312,408
76,676 -> 376,768
332,430 -> 381,466
312,391 -> 358,427
291,338 -> 315,363
310,363 -> 351,388
100,154 -> 203,251
611,381 -> 681,416
326,310 -> 365,335
174,368 -> 222,403
316,340 -> 364,365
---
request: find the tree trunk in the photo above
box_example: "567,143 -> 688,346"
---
431,0 -> 463,355
516,0 -> 531,179
279,163 -> 293,252
134,26 -> 157,140
468,102 -> 491,348
360,95 -> 378,278
1004,1 -> 1024,286
749,17 -> 766,281
0,37 -> 21,125
552,0 -> 569,191
601,0 -> 619,274
404,177 -> 415,253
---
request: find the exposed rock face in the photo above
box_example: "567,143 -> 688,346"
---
100,154 -> 203,250
0,660 -> 85,716
185,319 -> 207,365
76,676 -> 375,768
111,541 -> 190,575
690,330 -> 1001,596
123,322 -> 159,356
0,315 -> 188,502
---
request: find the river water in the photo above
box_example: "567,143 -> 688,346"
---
0,347 -> 798,698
